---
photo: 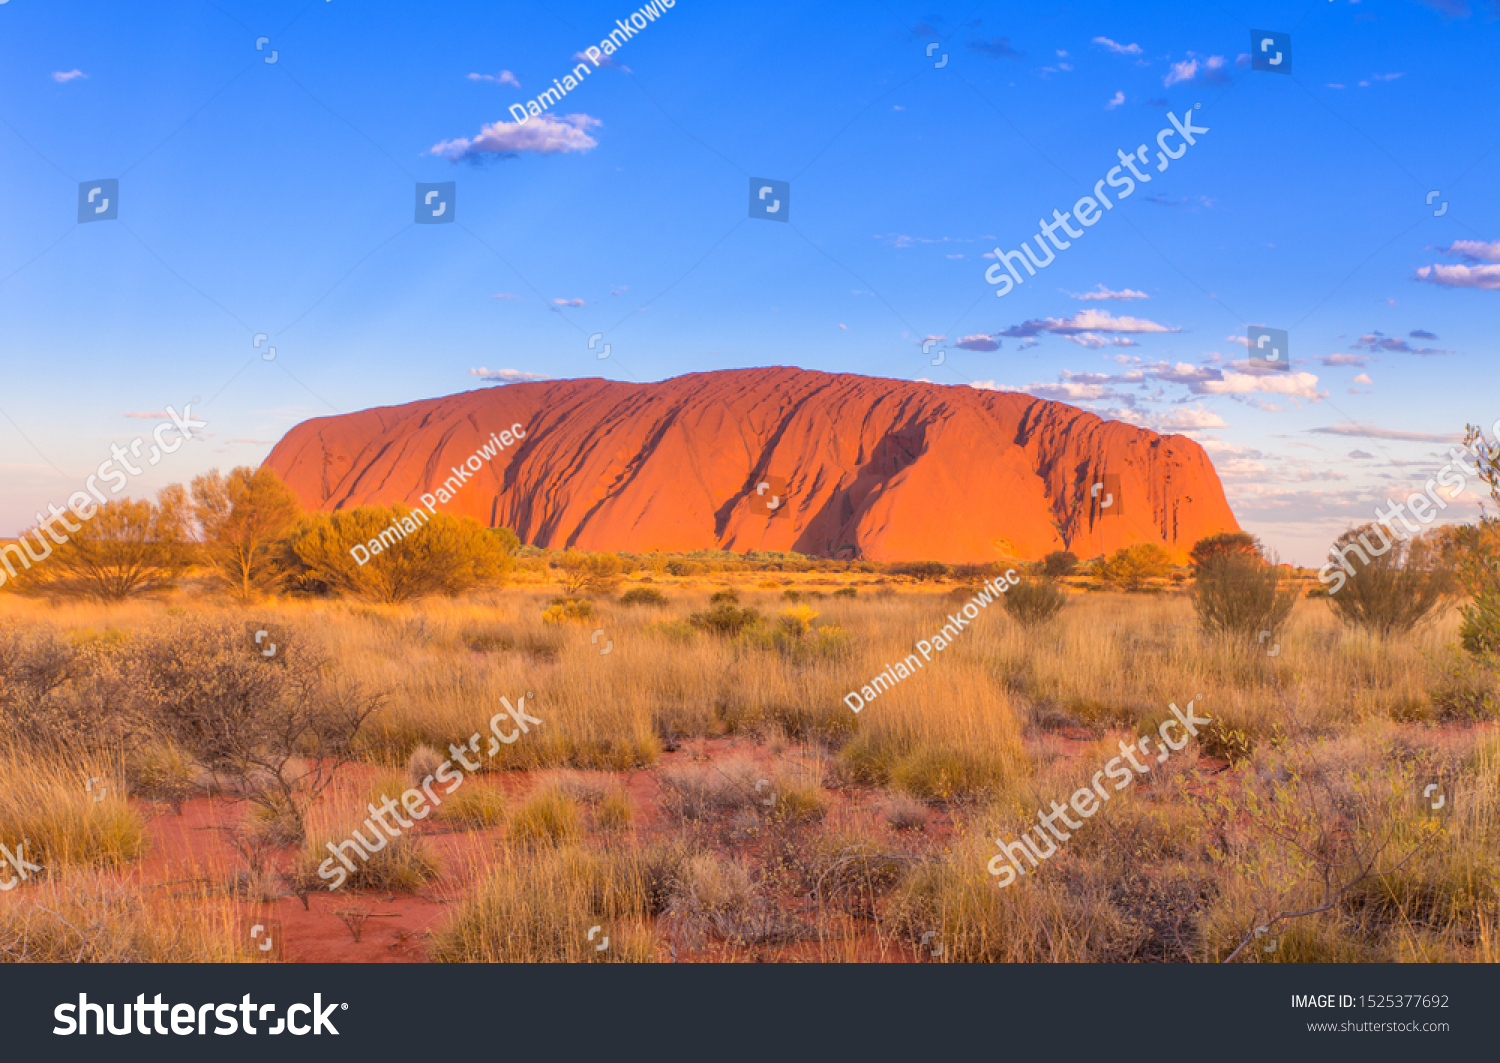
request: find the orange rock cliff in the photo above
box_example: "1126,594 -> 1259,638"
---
262,367 -> 1240,562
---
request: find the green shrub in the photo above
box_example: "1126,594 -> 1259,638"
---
1092,543 -> 1173,591
542,597 -> 595,624
1191,554 -> 1298,638
709,589 -> 740,604
888,561 -> 949,582
1002,577 -> 1065,627
1323,525 -> 1449,637
832,587 -> 857,599
1040,551 -> 1079,578
619,587 -> 669,607
687,603 -> 761,637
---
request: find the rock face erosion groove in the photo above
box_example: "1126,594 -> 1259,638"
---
262,367 -> 1240,562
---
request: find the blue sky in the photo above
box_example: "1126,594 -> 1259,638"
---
2,0 -> 1497,564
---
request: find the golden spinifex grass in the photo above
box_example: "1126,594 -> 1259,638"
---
0,578 -> 1495,962
0,872 -> 247,962
0,743 -> 145,873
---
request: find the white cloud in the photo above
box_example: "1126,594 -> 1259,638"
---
51,69 -> 88,83
1092,37 -> 1143,55
1069,284 -> 1148,301
1001,308 -> 1178,337
1414,263 -> 1500,290
491,293 -> 518,300
573,50 -> 629,72
1105,90 -> 1125,109
1437,239 -> 1500,263
1123,405 -> 1229,431
430,113 -> 601,161
1164,54 -> 1228,87
1196,371 -> 1324,400
1352,372 -> 1373,385
467,70 -> 521,87
552,298 -> 585,307
470,367 -> 551,383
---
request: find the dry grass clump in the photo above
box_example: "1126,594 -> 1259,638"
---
883,794 -> 929,832
509,784 -> 582,848
0,873 -> 243,962
300,794 -> 441,893
656,757 -> 761,820
431,781 -> 506,830
0,746 -> 145,873
430,846 -> 656,962
838,674 -> 1028,799
662,852 -> 809,949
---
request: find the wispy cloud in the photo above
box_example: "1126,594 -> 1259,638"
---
969,37 -> 1023,59
466,70 -> 520,87
1164,54 -> 1229,87
1092,37 -> 1142,55
1000,308 -> 1178,337
552,298 -> 585,308
1308,423 -> 1462,443
430,113 -> 601,162
51,69 -> 88,83
1352,330 -> 1451,355
573,50 -> 630,72
954,333 -> 1000,351
1069,284 -> 1148,301
1105,90 -> 1125,109
470,367 -> 551,384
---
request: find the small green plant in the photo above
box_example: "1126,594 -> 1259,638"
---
687,602 -> 761,637
1002,577 -> 1066,627
832,586 -> 857,599
1040,551 -> 1079,579
542,597 -> 595,624
709,589 -> 740,604
619,587 -> 669,607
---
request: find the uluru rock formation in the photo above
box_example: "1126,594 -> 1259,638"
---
263,367 -> 1240,562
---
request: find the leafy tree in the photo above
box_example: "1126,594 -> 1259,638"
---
1323,523 -> 1449,637
1040,550 -> 1079,578
1454,425 -> 1500,657
286,505 -> 511,603
1189,531 -> 1262,571
190,466 -> 302,600
556,550 -> 623,596
1192,553 -> 1298,638
16,493 -> 190,600
1092,543 -> 1173,591
491,527 -> 521,556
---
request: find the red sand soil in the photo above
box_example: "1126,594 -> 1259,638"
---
263,367 -> 1240,563
121,737 -> 956,963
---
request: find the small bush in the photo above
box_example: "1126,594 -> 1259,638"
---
1191,554 -> 1298,638
888,561 -> 949,582
1041,551 -> 1079,579
556,551 -> 623,597
782,589 -> 802,602
710,589 -> 740,604
687,603 -> 761,637
619,587 -> 668,607
1092,543 -> 1173,591
542,597 -> 595,624
1323,525 -> 1449,636
1002,578 -> 1065,627
1189,531 -> 1262,571
832,586 -> 857,599
407,744 -> 443,786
